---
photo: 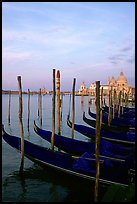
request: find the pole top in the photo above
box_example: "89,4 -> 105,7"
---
57,70 -> 60,78
17,76 -> 21,80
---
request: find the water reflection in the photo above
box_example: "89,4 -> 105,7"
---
3,164 -> 100,202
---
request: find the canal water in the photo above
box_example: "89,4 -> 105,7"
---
2,93 -> 107,202
2,93 -> 135,202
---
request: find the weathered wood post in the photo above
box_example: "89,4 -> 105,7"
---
108,87 -> 112,126
56,70 -> 61,135
60,93 -> 63,121
121,88 -> 124,115
8,90 -> 11,125
115,90 -> 119,114
88,91 -> 92,105
108,90 -> 111,126
51,69 -> 56,150
94,81 -> 101,202
103,98 -> 106,107
27,89 -> 30,131
125,92 -> 128,107
110,87 -> 113,119
72,78 -> 76,139
100,87 -> 103,127
118,90 -> 122,118
38,90 -> 40,117
17,76 -> 24,174
68,94 -> 71,118
81,95 -> 84,112
39,88 -> 42,127
113,89 -> 116,119
81,94 -> 84,104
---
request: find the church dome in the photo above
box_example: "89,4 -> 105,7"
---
117,71 -> 127,82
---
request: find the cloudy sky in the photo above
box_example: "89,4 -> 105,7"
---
2,2 -> 135,91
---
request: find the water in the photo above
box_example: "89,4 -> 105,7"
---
3,94 -> 108,202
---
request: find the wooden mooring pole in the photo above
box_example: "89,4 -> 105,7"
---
51,69 -> 56,150
94,81 -> 101,202
72,78 -> 76,139
17,76 -> 24,174
112,89 -> 115,119
108,88 -> 112,126
38,91 -> 39,117
8,90 -> 11,125
100,87 -> 103,127
27,89 -> 30,131
56,70 -> 61,135
125,92 -> 128,107
118,91 -> 122,118
121,88 -> 124,115
39,88 -> 42,127
68,93 -> 71,118
60,93 -> 63,121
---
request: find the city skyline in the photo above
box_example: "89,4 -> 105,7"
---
2,2 -> 135,91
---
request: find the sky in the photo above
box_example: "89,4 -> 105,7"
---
2,2 -> 135,91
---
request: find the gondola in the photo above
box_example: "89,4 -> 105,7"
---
103,104 -> 135,112
103,105 -> 135,118
34,121 -> 135,167
88,107 -> 135,127
2,125 -> 134,187
83,111 -> 133,133
67,115 -> 135,146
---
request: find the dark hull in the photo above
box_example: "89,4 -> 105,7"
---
103,106 -> 135,118
34,121 -> 135,164
88,107 -> 135,127
64,113 -> 135,146
83,111 -> 134,134
2,126 -> 133,186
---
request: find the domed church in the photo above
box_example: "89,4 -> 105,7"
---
108,71 -> 132,93
78,71 -> 134,96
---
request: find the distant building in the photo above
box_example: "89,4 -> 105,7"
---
41,87 -> 49,94
78,81 -> 87,95
78,71 -> 135,97
108,71 -> 134,95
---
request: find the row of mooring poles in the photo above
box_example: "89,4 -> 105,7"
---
11,74 -> 101,203
107,88 -> 130,122
14,73 -> 101,196
16,73 -> 51,173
